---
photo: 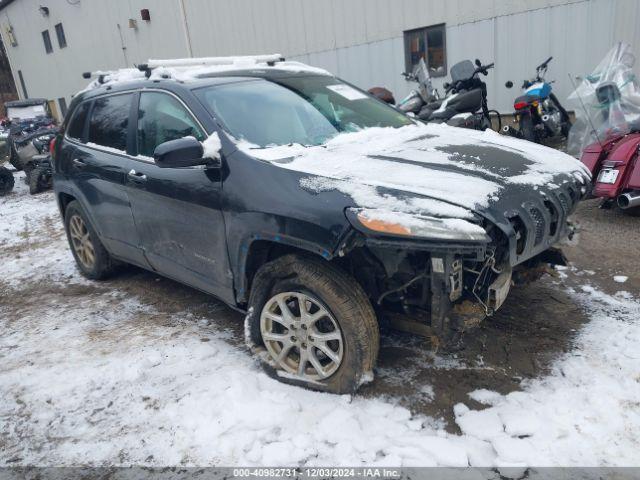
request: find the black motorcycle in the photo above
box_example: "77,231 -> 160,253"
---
503,57 -> 571,143
420,59 -> 500,131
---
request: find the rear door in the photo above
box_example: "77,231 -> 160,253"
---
62,93 -> 147,267
125,90 -> 233,303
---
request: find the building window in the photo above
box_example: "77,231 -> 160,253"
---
404,24 -> 446,77
55,23 -> 67,49
42,30 -> 53,54
58,97 -> 68,117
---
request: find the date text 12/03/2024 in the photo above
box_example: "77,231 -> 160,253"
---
232,468 -> 402,478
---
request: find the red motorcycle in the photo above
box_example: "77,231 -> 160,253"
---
581,130 -> 640,213
569,43 -> 640,214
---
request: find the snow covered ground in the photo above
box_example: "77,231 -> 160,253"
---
1,173 -> 639,467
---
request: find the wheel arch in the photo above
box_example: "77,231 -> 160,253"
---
57,191 -> 76,217
237,236 -> 337,306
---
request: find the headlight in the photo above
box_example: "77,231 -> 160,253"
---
346,208 -> 490,242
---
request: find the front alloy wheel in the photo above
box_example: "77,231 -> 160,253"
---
248,254 -> 379,394
260,291 -> 344,380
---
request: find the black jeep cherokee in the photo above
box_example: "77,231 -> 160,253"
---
52,59 -> 590,393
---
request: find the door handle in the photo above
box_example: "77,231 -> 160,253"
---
127,169 -> 147,182
72,158 -> 86,168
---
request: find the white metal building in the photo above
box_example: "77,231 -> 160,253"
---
1,0 -> 639,119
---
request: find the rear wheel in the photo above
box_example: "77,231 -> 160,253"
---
29,166 -> 51,194
64,201 -> 116,280
22,161 -> 34,184
247,254 -> 379,394
0,166 -> 14,196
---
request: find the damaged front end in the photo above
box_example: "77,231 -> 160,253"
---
339,209 -> 570,347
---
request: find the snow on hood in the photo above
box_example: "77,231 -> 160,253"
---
240,123 -> 591,216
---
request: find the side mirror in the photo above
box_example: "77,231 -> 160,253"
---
443,82 -> 450,90
154,137 -> 209,168
505,81 -> 514,89
475,59 -> 481,67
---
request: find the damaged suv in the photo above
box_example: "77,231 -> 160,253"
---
53,56 -> 590,393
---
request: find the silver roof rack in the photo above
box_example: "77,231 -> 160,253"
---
80,54 -> 290,85
145,54 -> 285,69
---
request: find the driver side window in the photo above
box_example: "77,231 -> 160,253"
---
137,91 -> 205,157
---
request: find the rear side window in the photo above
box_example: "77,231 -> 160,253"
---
88,93 -> 132,152
66,102 -> 90,141
137,91 -> 205,157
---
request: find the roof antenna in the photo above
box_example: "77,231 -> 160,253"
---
137,63 -> 152,78
80,71 -> 110,83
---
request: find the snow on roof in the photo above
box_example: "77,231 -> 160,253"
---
78,55 -> 331,95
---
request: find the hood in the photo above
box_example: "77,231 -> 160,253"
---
240,124 -> 590,221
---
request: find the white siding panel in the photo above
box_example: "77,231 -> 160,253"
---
1,0 -> 638,114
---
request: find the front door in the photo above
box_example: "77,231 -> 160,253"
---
125,90 -> 233,303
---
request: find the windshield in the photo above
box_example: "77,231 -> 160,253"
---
567,42 -> 640,156
7,104 -> 47,120
194,76 -> 412,147
450,60 -> 475,83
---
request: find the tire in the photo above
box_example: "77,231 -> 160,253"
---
246,254 -> 379,394
29,167 -> 50,194
519,114 -> 538,143
23,161 -> 34,184
0,166 -> 14,196
64,200 -> 116,280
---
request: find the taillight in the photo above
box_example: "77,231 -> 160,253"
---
49,137 -> 56,159
514,101 -> 529,110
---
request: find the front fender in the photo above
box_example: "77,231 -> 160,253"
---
225,210 -> 352,304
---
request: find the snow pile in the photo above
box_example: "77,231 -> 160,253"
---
613,275 -> 628,283
455,286 -> 640,466
241,123 -> 589,214
201,132 -> 221,160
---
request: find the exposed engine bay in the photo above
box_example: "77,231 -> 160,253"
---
339,230 -> 566,344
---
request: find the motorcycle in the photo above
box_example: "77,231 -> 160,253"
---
370,58 -> 499,130
368,58 -> 439,117
422,59 -> 499,130
503,56 -> 571,143
569,43 -> 640,214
